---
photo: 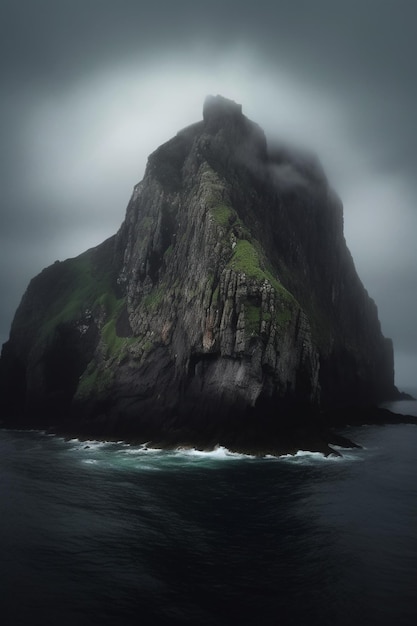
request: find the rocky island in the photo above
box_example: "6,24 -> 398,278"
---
0,95 -> 407,454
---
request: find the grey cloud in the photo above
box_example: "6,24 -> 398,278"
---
270,163 -> 311,191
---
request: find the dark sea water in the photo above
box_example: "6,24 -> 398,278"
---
1,400 -> 417,625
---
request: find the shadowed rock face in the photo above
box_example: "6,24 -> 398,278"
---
0,95 -> 397,440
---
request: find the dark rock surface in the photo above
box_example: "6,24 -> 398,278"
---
0,95 -> 402,449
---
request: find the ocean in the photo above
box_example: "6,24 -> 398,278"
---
1,398 -> 417,626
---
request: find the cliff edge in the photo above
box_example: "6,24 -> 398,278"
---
0,96 -> 398,448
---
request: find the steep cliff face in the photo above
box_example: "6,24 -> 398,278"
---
0,96 -> 396,441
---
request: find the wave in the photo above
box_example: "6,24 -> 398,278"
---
1,428 -> 363,470
121,444 -> 164,455
172,445 -> 255,460
60,436 -> 365,466
279,448 -> 363,463
75,442 -> 258,473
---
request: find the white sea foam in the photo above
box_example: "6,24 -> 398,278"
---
77,442 -> 108,453
133,464 -> 162,471
280,449 -> 342,463
122,444 -> 163,455
173,445 -> 255,460
280,447 -> 362,463
281,449 -> 328,460
120,444 -> 254,459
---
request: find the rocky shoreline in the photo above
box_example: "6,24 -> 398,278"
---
2,403 -> 415,458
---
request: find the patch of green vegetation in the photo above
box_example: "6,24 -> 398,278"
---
76,361 -> 114,400
141,216 -> 154,231
141,339 -> 154,355
211,204 -> 234,227
38,251 -> 116,343
102,318 -> 125,355
262,311 -> 273,323
29,245 -> 136,367
97,291 -> 122,318
275,303 -> 293,328
225,239 -> 299,335
163,244 -> 173,260
76,364 -> 99,399
229,240 -> 295,303
209,201 -> 303,340
142,286 -> 165,311
228,240 -> 264,280
101,297 -> 140,358
212,284 -> 220,305
244,301 -> 261,336
210,204 -> 253,243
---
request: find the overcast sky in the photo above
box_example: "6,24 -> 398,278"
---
1,0 -> 416,389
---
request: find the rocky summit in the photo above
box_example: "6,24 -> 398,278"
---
0,95 -> 399,451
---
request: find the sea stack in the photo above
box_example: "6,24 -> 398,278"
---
0,95 -> 397,446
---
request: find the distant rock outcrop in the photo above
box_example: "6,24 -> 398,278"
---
0,96 -> 398,447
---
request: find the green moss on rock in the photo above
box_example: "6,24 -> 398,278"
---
275,300 -> 293,328
75,361 -> 114,400
143,286 -> 165,311
244,300 -> 261,336
211,204 -> 234,227
228,240 -> 263,279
